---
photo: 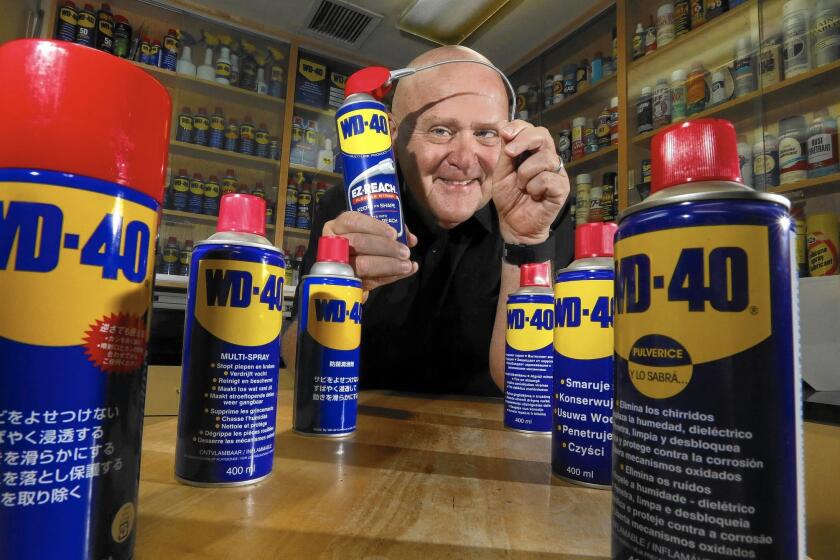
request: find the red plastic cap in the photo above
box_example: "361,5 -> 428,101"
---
317,236 -> 350,264
0,40 -> 170,202
217,193 -> 266,236
651,119 -> 742,193
520,263 -> 551,287
575,222 -> 618,259
345,66 -> 393,98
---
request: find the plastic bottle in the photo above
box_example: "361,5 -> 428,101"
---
814,0 -> 840,67
753,132 -> 780,189
778,115 -> 809,184
572,117 -> 586,158
585,118 -> 598,153
686,61 -> 706,115
709,70 -> 727,105
160,236 -> 180,275
576,60 -> 589,92
176,107 -> 193,143
637,86 -> 654,134
252,182 -> 266,200
652,78 -> 672,129
737,134 -> 753,186
202,175 -> 220,215
808,111 -> 839,177
224,118 -> 239,152
176,45 -> 196,76
563,64 -> 578,95
256,67 -> 268,95
197,47 -> 215,81
192,107 -> 209,146
588,183 -> 604,222
633,23 -> 645,59
552,74 -> 565,104
113,15 -> 131,58
94,4 -> 114,54
296,183 -> 313,229
600,172 -> 618,222
149,40 -> 161,67
674,0 -> 691,37
172,168 -> 190,211
74,3 -> 95,47
596,106 -> 611,147
230,53 -> 240,86
255,123 -> 270,158
690,0 -> 706,29
187,173 -> 205,214
215,46 -> 232,85
733,37 -> 755,97
783,0 -> 812,78
54,1 -> 78,42
759,35 -> 783,87
705,0 -> 728,20
137,36 -> 151,65
221,169 -> 237,196
239,116 -> 255,155
670,68 -> 688,120
575,174 -> 592,225
542,76 -> 554,108
590,53 -> 603,84
609,97 -> 620,145
269,62 -> 284,97
558,125 -> 572,162
270,137 -> 281,160
161,29 -> 178,71
317,139 -> 335,171
208,107 -> 225,149
645,15 -> 658,54
178,240 -> 193,276
284,175 -> 299,227
657,3 -> 676,48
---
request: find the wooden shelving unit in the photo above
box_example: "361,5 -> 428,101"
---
541,75 -> 617,128
288,163 -> 343,181
770,172 -> 840,199
162,208 -> 275,230
284,227 -> 312,238
565,145 -> 618,173
170,140 -> 279,170
295,102 -> 337,116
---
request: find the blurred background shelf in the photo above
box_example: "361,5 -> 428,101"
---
289,163 -> 343,181
565,145 -> 618,173
171,141 -> 280,170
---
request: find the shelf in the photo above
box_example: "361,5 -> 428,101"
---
565,145 -> 618,174
170,141 -> 280,171
133,62 -> 285,110
294,102 -> 337,116
162,208 -> 275,230
541,75 -> 617,127
284,226 -> 312,237
155,273 -> 188,289
288,163 -> 344,181
629,0 -> 756,76
630,59 -> 840,146
769,172 -> 840,198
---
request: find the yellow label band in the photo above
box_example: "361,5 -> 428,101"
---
336,108 -> 391,155
554,279 -> 614,360
506,302 -> 554,351
306,284 -> 362,350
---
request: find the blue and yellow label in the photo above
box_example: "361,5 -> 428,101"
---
305,283 -> 362,350
203,181 -> 220,199
298,58 -> 326,82
552,269 -> 614,487
615,225 -> 771,399
504,293 -> 554,432
336,108 -> 391,155
173,177 -> 189,193
195,258 -> 284,347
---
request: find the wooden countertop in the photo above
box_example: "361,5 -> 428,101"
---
136,384 -> 612,559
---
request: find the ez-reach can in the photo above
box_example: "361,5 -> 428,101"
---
175,194 -> 285,486
0,40 -> 170,560
504,263 -> 554,434
335,92 -> 407,244
552,222 -> 616,488
612,120 -> 804,560
294,236 -> 363,437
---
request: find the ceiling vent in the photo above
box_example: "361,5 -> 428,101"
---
303,0 -> 383,47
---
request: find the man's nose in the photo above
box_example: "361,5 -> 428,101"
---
445,132 -> 478,171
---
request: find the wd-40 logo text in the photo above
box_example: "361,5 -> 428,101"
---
314,298 -> 362,324
1,200 -> 149,282
195,258 -> 285,347
555,296 -> 613,328
336,108 -> 392,155
506,301 -> 554,352
506,307 -> 553,330
554,279 -> 614,360
205,268 -> 283,311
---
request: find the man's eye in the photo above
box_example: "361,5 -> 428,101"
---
429,127 -> 451,137
476,130 -> 498,139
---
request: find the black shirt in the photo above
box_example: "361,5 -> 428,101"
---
292,181 -> 574,396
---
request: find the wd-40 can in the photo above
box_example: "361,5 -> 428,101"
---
335,91 -> 407,244
504,263 -> 554,434
175,194 -> 285,486
552,222 -> 616,488
0,40 -> 170,560
612,120 -> 803,560
293,236 -> 363,437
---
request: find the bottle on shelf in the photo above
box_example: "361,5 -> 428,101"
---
645,15 -> 657,54
177,45 -> 196,76
188,173 -> 205,214
54,1 -> 78,43
705,0 -> 728,20
814,0 -> 840,67
255,67 -> 268,95
161,29 -> 178,71
588,181 -> 603,222
574,174 -> 591,225
74,3 -> 95,47
94,3 -> 114,54
266,200 -> 275,225
674,0 -> 690,38
192,107 -> 209,146
296,182 -> 313,230
171,169 -> 190,211
576,59 -> 589,92
203,175 -> 220,216
709,70 -> 727,106
733,37 -> 755,98
221,169 -> 238,196
317,139 -> 335,171
652,78 -> 672,129
572,117 -> 586,159
670,69 -> 688,121
149,40 -> 161,67
690,0 -> 705,29
230,52 -> 240,86
113,15 -> 131,58
215,46 -> 232,84
284,174 -> 299,228
759,35 -> 783,87
563,64 -> 577,96
255,123 -> 270,158
637,86 -> 654,134
557,124 -> 572,163
252,182 -> 266,200
778,115 -> 809,185
632,23 -> 645,60
197,46 -> 215,81
224,118 -> 239,152
137,36 -> 151,65
239,116 -> 255,155
737,134 -> 753,186
753,131 -> 780,190
807,110 -> 839,178
159,236 -> 180,275
656,3 -> 675,49
686,61 -> 706,115
609,98 -> 619,145
269,61 -> 284,98
782,0 -> 812,78
176,107 -> 193,143
178,240 -> 193,276
209,107 -> 225,150
590,53 -> 603,84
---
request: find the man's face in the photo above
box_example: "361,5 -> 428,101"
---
392,63 -> 509,229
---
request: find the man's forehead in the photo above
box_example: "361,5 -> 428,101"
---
398,65 -> 507,116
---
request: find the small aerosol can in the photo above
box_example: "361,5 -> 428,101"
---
175,194 -> 285,486
336,86 -> 407,244
504,262 -> 554,434
552,222 -> 616,488
612,119 -> 803,559
293,236 -> 363,437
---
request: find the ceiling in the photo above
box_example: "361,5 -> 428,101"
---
182,0 -> 597,73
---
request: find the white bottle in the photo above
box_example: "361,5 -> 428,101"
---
196,47 -> 215,81
782,0 -> 812,78
230,53 -> 240,86
737,134 -> 753,186
215,46 -> 231,85
176,45 -> 196,76
656,3 -> 675,48
710,70 -> 727,105
316,139 -> 335,172
255,67 -> 268,95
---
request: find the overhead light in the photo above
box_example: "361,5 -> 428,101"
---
397,0 -> 510,45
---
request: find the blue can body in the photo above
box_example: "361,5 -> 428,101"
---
612,185 -> 803,559
504,291 -> 554,433
0,168 -> 159,559
175,238 -> 285,485
293,270 -> 362,436
552,264 -> 614,487
336,94 -> 407,244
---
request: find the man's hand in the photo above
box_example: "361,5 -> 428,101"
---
322,211 -> 419,295
492,120 -> 570,244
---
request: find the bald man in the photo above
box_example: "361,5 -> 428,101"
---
284,46 -> 572,395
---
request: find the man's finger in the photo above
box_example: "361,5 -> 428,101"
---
503,126 -> 553,159
341,232 -> 410,259
362,262 -> 420,291
324,211 -> 398,239
515,148 -> 561,185
352,255 -> 415,279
